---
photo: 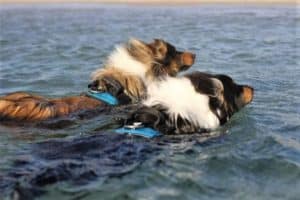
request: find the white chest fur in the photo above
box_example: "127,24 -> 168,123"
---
144,77 -> 220,130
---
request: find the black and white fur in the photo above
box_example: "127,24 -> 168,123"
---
125,71 -> 254,134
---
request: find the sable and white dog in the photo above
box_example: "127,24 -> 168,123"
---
0,39 -> 195,122
125,71 -> 254,134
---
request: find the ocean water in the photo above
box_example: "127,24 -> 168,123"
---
0,4 -> 299,200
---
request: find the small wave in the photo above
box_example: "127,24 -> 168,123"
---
231,52 -> 255,59
214,37 -> 242,43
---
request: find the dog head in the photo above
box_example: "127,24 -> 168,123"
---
128,39 -> 196,77
148,39 -> 195,76
211,74 -> 254,124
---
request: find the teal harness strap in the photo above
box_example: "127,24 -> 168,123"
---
86,91 -> 160,138
114,122 -> 161,138
86,91 -> 119,106
115,127 -> 161,138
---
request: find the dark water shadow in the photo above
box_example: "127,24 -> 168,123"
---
0,129 -> 226,200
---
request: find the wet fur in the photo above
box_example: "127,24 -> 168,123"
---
126,71 -> 254,134
0,92 -> 103,121
0,39 -> 195,122
91,39 -> 195,101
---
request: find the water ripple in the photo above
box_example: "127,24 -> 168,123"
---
0,4 -> 299,200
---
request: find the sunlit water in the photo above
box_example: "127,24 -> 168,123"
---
0,4 -> 299,200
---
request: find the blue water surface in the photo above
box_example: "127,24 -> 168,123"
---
0,4 -> 299,200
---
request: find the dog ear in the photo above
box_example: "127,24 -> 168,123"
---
128,38 -> 146,50
210,78 -> 224,101
127,38 -> 153,61
186,73 -> 223,99
148,39 -> 167,59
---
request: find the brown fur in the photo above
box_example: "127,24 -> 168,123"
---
0,39 -> 195,122
90,68 -> 146,101
91,39 -> 195,101
0,92 -> 103,121
241,86 -> 253,105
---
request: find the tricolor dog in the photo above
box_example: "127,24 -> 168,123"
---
125,71 -> 254,134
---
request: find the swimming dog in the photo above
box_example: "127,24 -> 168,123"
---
0,39 -> 195,122
125,71 -> 254,134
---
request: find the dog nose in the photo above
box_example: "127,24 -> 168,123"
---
182,52 -> 196,66
243,86 -> 254,104
88,80 -> 99,90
